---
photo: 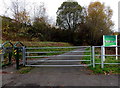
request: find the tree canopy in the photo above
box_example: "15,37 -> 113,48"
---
56,1 -> 84,31
86,1 -> 114,45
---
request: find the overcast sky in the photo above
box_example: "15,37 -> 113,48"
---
0,0 -> 119,32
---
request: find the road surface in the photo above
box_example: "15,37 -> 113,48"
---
1,48 -> 120,87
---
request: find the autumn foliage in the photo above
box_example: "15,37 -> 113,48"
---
1,1 -> 114,46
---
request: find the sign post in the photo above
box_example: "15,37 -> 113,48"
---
103,35 -> 118,61
103,36 -> 105,61
116,35 -> 118,60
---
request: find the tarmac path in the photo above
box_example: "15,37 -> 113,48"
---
1,47 -> 119,87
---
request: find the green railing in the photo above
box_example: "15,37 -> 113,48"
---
0,41 -> 25,69
0,41 -> 13,66
14,41 -> 25,69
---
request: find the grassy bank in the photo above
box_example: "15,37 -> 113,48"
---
83,48 -> 120,74
2,41 -> 72,47
13,41 -> 75,59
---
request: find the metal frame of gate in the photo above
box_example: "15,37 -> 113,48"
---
1,43 -> 119,69
22,46 -> 92,67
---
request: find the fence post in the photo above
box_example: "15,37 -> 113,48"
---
22,46 -> 26,66
15,48 -> 19,69
1,54 -> 4,62
8,52 -> 12,64
0,49 -> 4,62
116,35 -> 118,60
101,46 -> 104,68
92,46 -> 95,68
116,46 -> 118,60
90,46 -> 92,65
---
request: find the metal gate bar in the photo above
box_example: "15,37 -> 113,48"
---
23,46 -> 92,67
26,55 -> 91,58
27,60 -> 91,62
25,51 -> 91,54
25,64 -> 91,67
95,63 -> 120,65
26,46 -> 91,49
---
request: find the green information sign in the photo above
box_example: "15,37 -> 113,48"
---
103,35 -> 117,46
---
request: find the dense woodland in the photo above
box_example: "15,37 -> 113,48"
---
1,0 -> 120,45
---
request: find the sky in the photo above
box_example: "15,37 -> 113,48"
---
0,0 -> 119,32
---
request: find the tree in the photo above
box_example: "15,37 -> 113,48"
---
14,10 -> 30,24
56,0 -> 84,31
11,0 -> 30,23
30,2 -> 51,41
33,2 -> 49,24
32,17 -> 48,40
1,16 -> 21,40
1,16 -> 12,40
86,1 -> 114,45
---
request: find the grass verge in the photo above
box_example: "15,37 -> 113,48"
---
82,48 -> 120,74
16,66 -> 34,74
